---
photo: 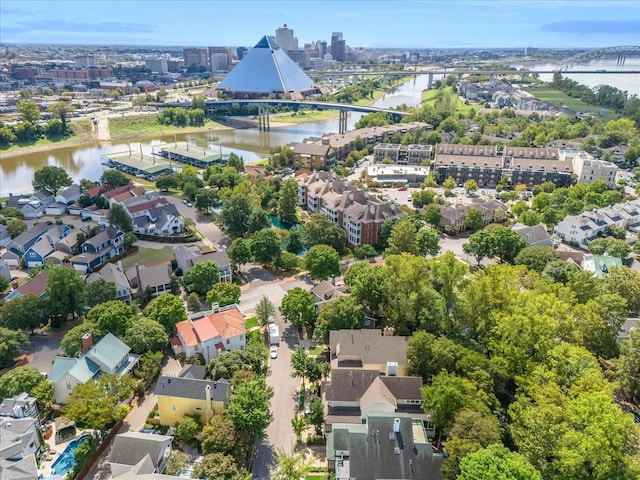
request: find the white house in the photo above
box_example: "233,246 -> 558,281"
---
0,225 -> 10,247
86,261 -> 132,302
555,214 -> 609,247
132,204 -> 184,235
173,305 -> 246,363
55,184 -> 83,205
0,417 -> 41,461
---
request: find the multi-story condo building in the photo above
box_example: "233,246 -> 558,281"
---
563,149 -> 618,188
297,171 -> 404,247
373,143 -> 432,165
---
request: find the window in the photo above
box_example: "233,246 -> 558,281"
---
226,339 -> 230,345
66,382 -> 72,390
195,407 -> 202,411
172,405 -> 176,411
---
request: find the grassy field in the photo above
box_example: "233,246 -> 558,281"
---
120,247 -> 176,269
245,317 -> 258,329
421,86 -> 477,115
108,115 -> 223,140
0,120 -> 94,154
273,109 -> 338,123
522,88 -> 619,121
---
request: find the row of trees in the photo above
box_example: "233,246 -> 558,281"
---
0,100 -> 74,147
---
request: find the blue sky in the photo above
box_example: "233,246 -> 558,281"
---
1,0 -> 639,49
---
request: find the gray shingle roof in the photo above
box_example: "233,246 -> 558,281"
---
154,376 -> 231,402
109,432 -> 172,469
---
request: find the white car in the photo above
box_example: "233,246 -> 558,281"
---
270,346 -> 278,359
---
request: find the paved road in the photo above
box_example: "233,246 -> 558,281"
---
23,334 -> 63,375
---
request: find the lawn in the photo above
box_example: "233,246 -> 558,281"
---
120,247 -> 176,269
245,317 -> 258,329
522,88 -> 619,121
108,115 -> 223,140
0,120 -> 94,154
274,110 -> 338,123
421,86 -> 477,116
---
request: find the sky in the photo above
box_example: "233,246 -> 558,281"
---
1,0 -> 639,49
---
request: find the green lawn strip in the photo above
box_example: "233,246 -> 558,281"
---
420,85 -> 477,115
245,317 -> 258,329
46,318 -> 83,333
274,110 -> 339,123
0,120 -> 93,154
522,88 -> 619,120
120,247 -> 176,269
108,115 -> 223,140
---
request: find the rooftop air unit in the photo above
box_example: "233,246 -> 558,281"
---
386,361 -> 398,376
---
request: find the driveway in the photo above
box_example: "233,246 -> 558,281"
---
24,334 -> 63,375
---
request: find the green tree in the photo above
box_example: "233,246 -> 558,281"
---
588,237 -> 631,259
187,292 -> 202,312
301,213 -> 347,254
306,396 -> 325,436
464,179 -> 479,193
601,266 -> 640,312
247,208 -> 271,237
107,203 -> 133,232
86,300 -> 135,337
0,366 -> 45,400
304,244 -> 340,281
489,226 -> 525,263
343,262 -> 387,314
290,346 -> 310,384
417,229 -> 441,257
207,282 -> 241,307
100,169 -> 130,187
313,296 -> 363,344
202,412 -> 238,456
617,328 -> 640,403
124,318 -> 168,354
63,374 -> 135,430
166,451 -> 190,476
279,287 -> 315,329
6,218 -> 27,238
250,229 -> 281,265
228,238 -> 252,271
84,279 -> 117,308
155,175 -> 178,191
458,445 -> 542,480
412,188 -> 437,208
0,294 -> 48,333
192,452 -> 239,480
278,179 -> 299,223
196,189 -> 219,212
513,246 -> 559,274
465,208 -> 484,231
61,321 -> 104,357
291,415 -> 308,444
144,293 -> 187,330
255,296 -> 276,327
32,165 -> 72,195
385,218 -> 418,255
221,195 -> 252,237
271,446 -> 312,480
184,261 -> 220,295
48,101 -> 74,130
285,229 -> 304,255
46,266 -> 85,327
227,378 -> 274,441
175,414 -> 202,443
16,99 -> 40,123
463,229 -> 494,265
541,260 -> 578,285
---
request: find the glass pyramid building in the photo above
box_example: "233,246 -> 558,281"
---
217,36 -> 315,98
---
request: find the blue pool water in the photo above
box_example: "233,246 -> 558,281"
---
50,434 -> 91,477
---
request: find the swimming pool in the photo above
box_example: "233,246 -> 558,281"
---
50,434 -> 92,477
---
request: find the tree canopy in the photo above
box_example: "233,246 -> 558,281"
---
32,166 -> 72,195
144,293 -> 187,330
184,261 -> 220,295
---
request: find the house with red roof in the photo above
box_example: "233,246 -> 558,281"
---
4,271 -> 49,301
172,305 -> 246,363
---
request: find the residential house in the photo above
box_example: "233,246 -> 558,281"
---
49,332 -> 139,404
329,329 -> 409,376
0,417 -> 41,462
292,142 -> 333,170
102,184 -> 146,206
55,184 -> 83,205
122,194 -> 167,219
0,393 -> 40,425
86,262 -> 132,302
311,280 -> 346,313
619,201 -> 640,232
0,261 -> 11,281
22,226 -> 70,267
132,204 -> 184,235
6,195 -> 43,219
0,251 -> 20,268
109,432 -> 173,478
80,204 -> 110,225
512,223 -> 552,247
173,305 -> 246,363
0,454 -> 39,480
555,214 -> 609,248
582,254 -> 623,278
155,366 -> 232,426
174,245 -> 232,282
6,223 -> 60,254
45,201 -> 68,216
126,263 -> 173,298
3,271 -> 49,301
0,225 -> 11,247
326,412 -> 442,480
54,230 -> 83,256
617,318 -> 639,343
70,227 -> 125,273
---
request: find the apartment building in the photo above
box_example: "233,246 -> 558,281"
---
564,149 -> 618,188
373,143 -> 432,165
297,171 -> 404,247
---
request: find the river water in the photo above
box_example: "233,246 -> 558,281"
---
1,58 -> 637,196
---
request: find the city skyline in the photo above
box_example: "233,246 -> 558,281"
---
1,0 -> 639,49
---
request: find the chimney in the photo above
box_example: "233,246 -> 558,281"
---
135,263 -> 141,289
11,280 -> 19,290
81,332 -> 93,352
117,260 -> 123,272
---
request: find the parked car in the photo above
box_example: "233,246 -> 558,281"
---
270,346 -> 278,359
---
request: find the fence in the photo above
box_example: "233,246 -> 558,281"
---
73,419 -> 123,480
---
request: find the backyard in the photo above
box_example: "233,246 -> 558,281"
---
120,247 -> 176,269
522,87 -> 619,121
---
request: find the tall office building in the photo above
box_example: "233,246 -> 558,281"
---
208,47 -> 231,72
331,32 -> 345,62
237,47 -> 248,60
276,24 -> 296,52
183,48 -> 209,70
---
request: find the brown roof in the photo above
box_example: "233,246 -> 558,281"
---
359,376 -> 397,409
324,369 -> 423,404
293,143 -> 331,156
330,329 -> 409,367
15,271 -> 49,297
